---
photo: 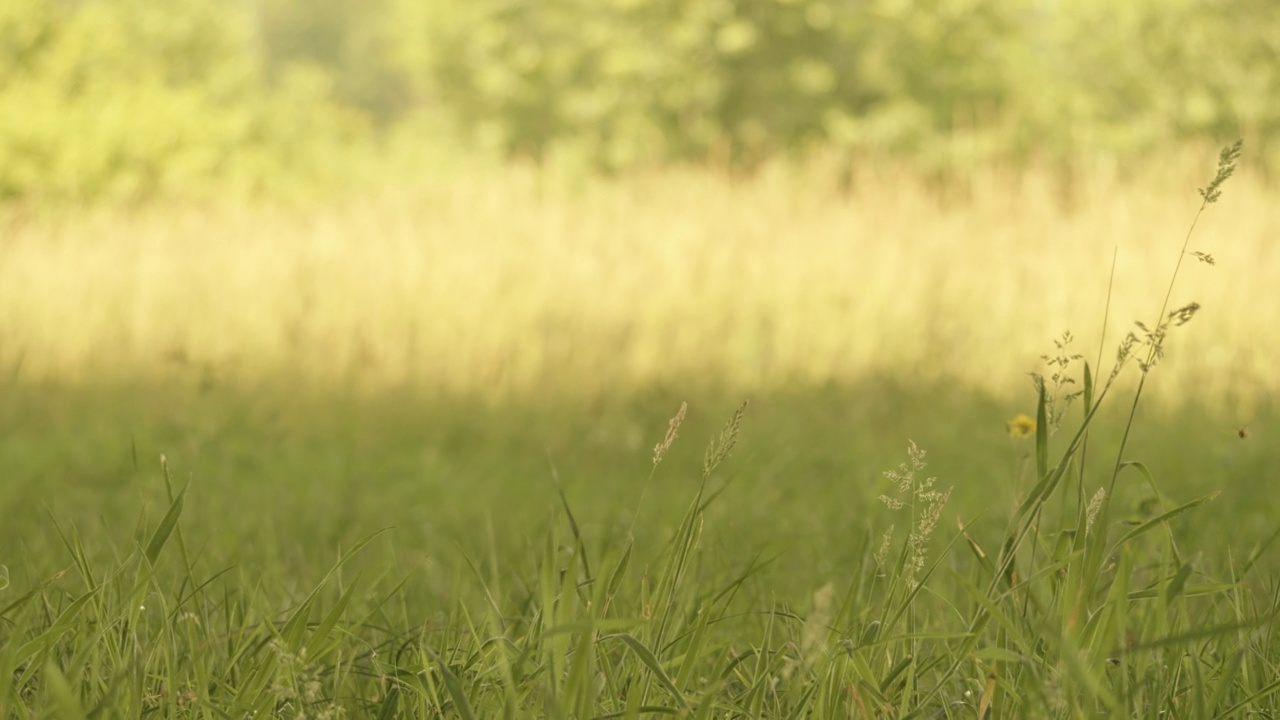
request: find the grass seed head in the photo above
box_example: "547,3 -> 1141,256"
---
878,441 -> 952,589
702,399 -> 749,477
1198,138 -> 1243,204
653,400 -> 687,467
1085,487 -> 1107,535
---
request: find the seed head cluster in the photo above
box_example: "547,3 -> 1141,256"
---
878,441 -> 952,589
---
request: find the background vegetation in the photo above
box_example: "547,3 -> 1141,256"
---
2,1 -> 1280,717
3,0 -> 1280,200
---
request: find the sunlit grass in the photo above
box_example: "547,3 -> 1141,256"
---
1,149 -> 1274,410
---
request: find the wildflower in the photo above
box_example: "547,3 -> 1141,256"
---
1006,414 -> 1036,439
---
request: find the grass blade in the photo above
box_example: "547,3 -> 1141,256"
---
144,486 -> 185,566
605,633 -> 690,710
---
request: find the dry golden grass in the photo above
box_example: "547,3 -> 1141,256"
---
1,151 -> 1274,410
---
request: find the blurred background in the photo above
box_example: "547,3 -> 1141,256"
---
1,0 -> 1278,576
4,0 -> 1280,199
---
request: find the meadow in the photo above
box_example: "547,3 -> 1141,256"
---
2,145 -> 1280,717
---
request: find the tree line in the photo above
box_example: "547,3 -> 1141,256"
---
2,0 -> 1276,200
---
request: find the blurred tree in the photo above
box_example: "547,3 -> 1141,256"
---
0,0 -> 363,201
3,0 -> 1279,201
390,0 -> 1280,173
258,0 -> 411,123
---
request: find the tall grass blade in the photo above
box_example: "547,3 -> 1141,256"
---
1082,362 -> 1094,415
281,528 -> 389,652
1162,562 -> 1193,604
422,644 -> 479,720
144,486 -> 185,566
1213,675 -> 1280,718
375,686 -> 401,720
605,633 -> 690,710
1109,492 -> 1220,550
303,573 -> 362,660
1034,381 -> 1048,481
1205,649 -> 1242,716
42,659 -> 86,719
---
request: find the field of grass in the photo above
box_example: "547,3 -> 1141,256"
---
3,149 -> 1278,403
3,145 -> 1280,717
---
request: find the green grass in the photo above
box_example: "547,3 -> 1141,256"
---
2,385 -> 1278,717
4,143 -> 1280,718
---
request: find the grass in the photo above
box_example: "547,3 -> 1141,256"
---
1,147 -> 1277,406
3,144 -> 1280,717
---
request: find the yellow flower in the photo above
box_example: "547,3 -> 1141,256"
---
1006,413 -> 1036,439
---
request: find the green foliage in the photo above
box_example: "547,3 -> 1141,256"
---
4,0 -> 1280,203
0,0 -> 364,201
260,0 -> 410,123
396,0 -> 1021,168
400,0 -> 1280,172
1001,0 -> 1280,167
